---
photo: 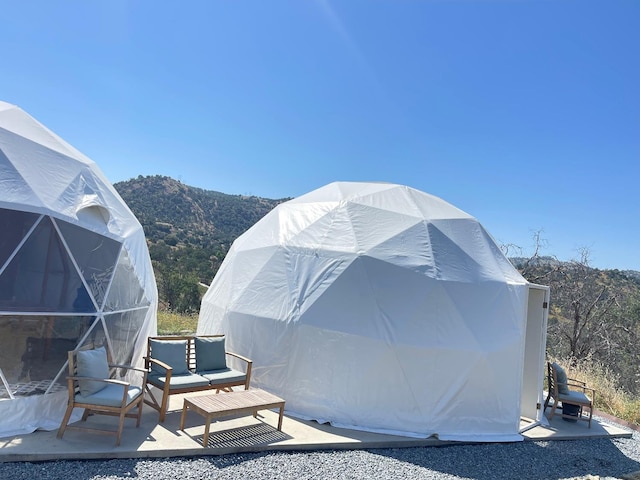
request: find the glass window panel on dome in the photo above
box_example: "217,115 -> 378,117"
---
0,314 -> 95,398
56,219 -> 121,310
75,316 -> 107,351
103,249 -> 149,311
0,217 -> 94,312
103,309 -> 148,365
0,208 -> 40,271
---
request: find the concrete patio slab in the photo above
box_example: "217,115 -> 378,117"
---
0,391 -> 632,463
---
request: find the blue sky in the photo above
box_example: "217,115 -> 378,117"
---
1,1 -> 638,270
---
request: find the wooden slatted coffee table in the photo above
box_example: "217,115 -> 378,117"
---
179,388 -> 285,447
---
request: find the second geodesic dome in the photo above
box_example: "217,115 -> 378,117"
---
0,101 -> 157,437
199,181 -> 549,442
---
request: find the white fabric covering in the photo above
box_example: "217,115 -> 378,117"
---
199,181 -> 532,441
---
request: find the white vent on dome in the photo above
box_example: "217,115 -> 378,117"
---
77,195 -> 110,225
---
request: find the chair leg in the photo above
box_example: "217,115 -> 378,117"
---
136,397 -> 144,427
56,404 -> 74,439
159,393 -> 168,423
81,408 -> 91,421
115,411 -> 126,446
549,401 -> 558,420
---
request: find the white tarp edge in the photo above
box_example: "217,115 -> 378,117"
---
0,392 -> 82,437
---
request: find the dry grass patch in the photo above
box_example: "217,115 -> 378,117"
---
157,310 -> 197,335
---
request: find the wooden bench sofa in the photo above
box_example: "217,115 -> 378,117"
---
144,335 -> 252,422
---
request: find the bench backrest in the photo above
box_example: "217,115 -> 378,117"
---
547,361 -> 558,396
147,335 -> 225,372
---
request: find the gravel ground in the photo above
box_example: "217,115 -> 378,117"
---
2,419 -> 639,480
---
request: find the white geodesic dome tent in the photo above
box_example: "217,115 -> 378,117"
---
198,181 -> 549,442
0,101 -> 157,437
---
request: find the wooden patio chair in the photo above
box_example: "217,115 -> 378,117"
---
57,345 -> 147,446
544,361 -> 595,427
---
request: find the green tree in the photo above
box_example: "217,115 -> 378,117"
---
156,266 -> 202,314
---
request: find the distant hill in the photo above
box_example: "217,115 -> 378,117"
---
115,175 -> 288,254
509,256 -> 562,268
510,256 -> 640,290
623,270 -> 640,283
114,175 -> 288,311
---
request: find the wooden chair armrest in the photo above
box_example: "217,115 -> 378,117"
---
144,356 -> 173,373
566,380 -> 590,390
225,351 -> 252,365
110,364 -> 148,374
68,376 -> 130,387
576,385 -> 596,397
563,383 -> 596,400
225,351 -> 253,388
567,377 -> 586,386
